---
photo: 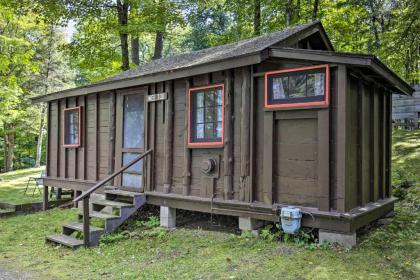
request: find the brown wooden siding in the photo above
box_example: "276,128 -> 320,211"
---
45,62 -> 393,216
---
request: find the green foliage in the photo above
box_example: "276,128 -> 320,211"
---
392,168 -> 416,200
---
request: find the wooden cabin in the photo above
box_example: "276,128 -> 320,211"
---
33,21 -> 414,248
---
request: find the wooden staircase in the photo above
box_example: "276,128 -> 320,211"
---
46,189 -> 146,249
45,149 -> 153,249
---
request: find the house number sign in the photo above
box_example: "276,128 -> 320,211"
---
147,92 -> 167,102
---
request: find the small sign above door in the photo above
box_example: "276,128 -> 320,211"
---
147,92 -> 168,102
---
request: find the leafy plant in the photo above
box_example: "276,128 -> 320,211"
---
100,231 -> 129,244
392,168 -> 416,200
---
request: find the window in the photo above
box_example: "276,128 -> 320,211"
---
188,84 -> 224,147
63,107 -> 82,147
265,64 -> 329,109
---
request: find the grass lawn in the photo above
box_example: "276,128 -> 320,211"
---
0,131 -> 418,279
0,167 -> 45,205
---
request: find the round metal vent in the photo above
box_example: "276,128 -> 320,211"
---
201,158 -> 216,174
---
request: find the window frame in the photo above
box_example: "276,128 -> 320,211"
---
62,106 -> 82,148
264,64 -> 330,109
187,84 -> 225,148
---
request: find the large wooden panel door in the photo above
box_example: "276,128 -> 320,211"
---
115,88 -> 147,192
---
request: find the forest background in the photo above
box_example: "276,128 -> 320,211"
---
0,0 -> 418,172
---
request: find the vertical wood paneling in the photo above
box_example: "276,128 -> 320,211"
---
77,96 -> 86,180
108,91 -> 116,177
263,111 -> 274,204
59,99 -> 67,178
148,84 -> 156,191
223,70 -> 234,200
380,91 -> 387,199
249,67 -> 255,203
48,101 -> 58,177
385,92 -> 392,197
183,80 -> 191,195
372,86 -> 380,201
317,109 -> 330,211
163,80 -> 174,193
240,67 -> 251,202
86,94 -> 98,181
46,102 -> 51,177
336,65 -> 347,212
361,82 -> 371,205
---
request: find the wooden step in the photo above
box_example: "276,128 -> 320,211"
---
105,189 -> 143,197
63,222 -> 104,234
46,234 -> 84,249
93,199 -> 133,208
78,210 -> 120,220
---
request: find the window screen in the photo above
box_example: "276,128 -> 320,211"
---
63,107 -> 81,147
188,85 -> 224,146
265,65 -> 329,108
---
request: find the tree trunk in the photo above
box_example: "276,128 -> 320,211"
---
253,0 -> 261,36
35,105 -> 46,168
296,0 -> 300,21
117,0 -> 130,70
286,0 -> 293,26
153,31 -> 164,60
312,0 -> 319,21
35,25 -> 54,168
131,36 -> 140,66
3,124 -> 15,172
367,0 -> 380,49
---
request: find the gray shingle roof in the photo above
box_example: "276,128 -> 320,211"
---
103,21 -> 319,83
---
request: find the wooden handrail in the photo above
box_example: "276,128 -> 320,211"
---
73,149 -> 153,203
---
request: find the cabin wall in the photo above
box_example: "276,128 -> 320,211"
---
45,63 -> 393,215
46,92 -> 113,183
341,71 -> 392,211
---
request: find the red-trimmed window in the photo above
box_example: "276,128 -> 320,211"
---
265,64 -> 329,109
63,107 -> 82,148
188,84 -> 224,147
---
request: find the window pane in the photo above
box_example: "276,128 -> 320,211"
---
216,122 -> 222,138
122,153 -> 143,173
122,173 -> 142,188
306,74 -> 316,97
217,106 -> 223,122
123,94 -> 144,148
65,110 -> 79,145
196,124 -> 204,139
272,77 -> 288,99
306,73 -> 325,97
196,92 -> 204,107
205,123 -> 214,138
205,107 -> 214,123
196,108 -> 204,123
204,90 -> 215,106
314,73 -> 325,96
216,89 -> 223,105
289,75 -> 306,98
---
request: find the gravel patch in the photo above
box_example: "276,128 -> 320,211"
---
0,267 -> 32,280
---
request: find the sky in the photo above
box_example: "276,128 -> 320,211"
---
62,20 -> 76,43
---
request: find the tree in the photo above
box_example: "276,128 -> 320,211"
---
0,5 -> 38,171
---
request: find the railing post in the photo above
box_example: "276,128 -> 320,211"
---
83,196 -> 90,247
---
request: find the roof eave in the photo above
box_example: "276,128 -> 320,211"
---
32,52 -> 263,103
269,48 -> 414,96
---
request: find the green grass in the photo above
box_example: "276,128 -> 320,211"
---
392,129 -> 420,186
0,167 -> 45,204
0,204 -> 418,280
0,131 -> 418,279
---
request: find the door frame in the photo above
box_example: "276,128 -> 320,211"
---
114,87 -> 148,192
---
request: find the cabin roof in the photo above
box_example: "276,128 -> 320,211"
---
32,21 -> 413,103
104,21 -> 323,83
